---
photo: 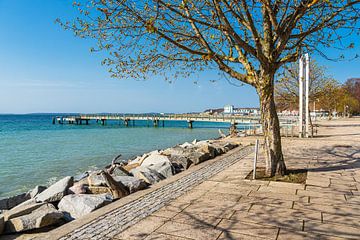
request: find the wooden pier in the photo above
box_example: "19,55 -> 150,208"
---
52,114 -> 296,129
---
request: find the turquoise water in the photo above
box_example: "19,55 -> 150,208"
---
0,114 -> 233,198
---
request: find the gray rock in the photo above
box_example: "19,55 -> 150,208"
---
0,214 -> 4,235
168,155 -> 193,171
74,171 -> 89,182
35,176 -> 73,203
163,147 -> 193,170
223,142 -> 239,151
5,204 -> 64,233
87,171 -> 107,186
186,150 -> 210,165
3,202 -> 45,221
58,194 -> 112,220
141,153 -> 174,178
29,186 -> 47,198
195,142 -> 216,159
148,161 -> 174,179
113,176 -> 148,193
0,192 -> 31,210
15,198 -> 38,208
179,142 -> 193,148
68,183 -> 88,195
111,166 -> 130,177
130,166 -> 165,185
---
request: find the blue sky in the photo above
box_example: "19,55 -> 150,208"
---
0,0 -> 359,114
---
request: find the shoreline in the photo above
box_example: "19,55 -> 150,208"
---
0,134 -> 241,237
0,115 -> 228,199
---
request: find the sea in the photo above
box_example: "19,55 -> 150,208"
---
0,114 -> 238,198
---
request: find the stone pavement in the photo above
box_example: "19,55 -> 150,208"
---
31,118 -> 360,239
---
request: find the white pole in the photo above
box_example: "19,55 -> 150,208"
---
305,53 -> 310,138
299,56 -> 304,138
253,139 -> 259,180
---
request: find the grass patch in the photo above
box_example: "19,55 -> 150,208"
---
246,167 -> 307,184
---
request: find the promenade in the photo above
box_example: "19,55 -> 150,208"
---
7,118 -> 360,240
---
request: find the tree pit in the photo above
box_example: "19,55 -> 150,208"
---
246,167 -> 307,184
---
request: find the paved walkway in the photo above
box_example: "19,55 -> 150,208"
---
36,118 -> 360,239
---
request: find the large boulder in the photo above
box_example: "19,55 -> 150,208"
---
87,186 -> 112,195
58,194 -> 112,220
141,152 -> 174,178
111,166 -> 130,177
113,176 -> 148,193
3,202 -> 45,221
29,186 -> 47,198
186,150 -> 210,165
195,142 -> 216,159
0,192 -> 31,210
68,183 -> 88,195
35,176 -> 73,203
87,171 -> 107,186
130,166 -> 165,185
5,204 -> 64,233
0,214 -> 4,235
163,147 -> 193,170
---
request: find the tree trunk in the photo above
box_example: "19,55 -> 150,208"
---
257,73 -> 287,177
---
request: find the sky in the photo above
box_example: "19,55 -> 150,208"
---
0,0 -> 359,114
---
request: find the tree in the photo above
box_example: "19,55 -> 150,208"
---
344,78 -> 360,114
62,0 -> 360,176
275,60 -> 338,112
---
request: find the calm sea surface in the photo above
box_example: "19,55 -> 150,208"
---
0,114 -> 235,198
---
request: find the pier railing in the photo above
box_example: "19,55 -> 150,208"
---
53,113 -> 297,131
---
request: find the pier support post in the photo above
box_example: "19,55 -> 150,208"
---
101,119 -> 106,125
153,119 -> 159,127
187,120 -> 193,129
85,120 -> 89,125
162,120 -> 165,127
124,119 -> 129,127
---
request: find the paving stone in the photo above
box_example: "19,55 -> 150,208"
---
268,181 -> 305,190
217,219 -> 279,238
151,202 -> 189,219
249,204 -> 321,221
294,202 -> 360,216
217,231 -> 271,240
113,216 -> 168,240
277,229 -> 348,240
304,221 -> 360,239
201,192 -> 241,202
229,211 -> 304,230
172,212 -> 222,227
306,179 -> 330,187
143,232 -> 189,240
296,189 -> 346,200
248,191 -> 308,202
257,185 -> 297,195
156,221 -> 222,240
322,213 -> 360,227
238,196 -> 293,208
305,186 -> 350,195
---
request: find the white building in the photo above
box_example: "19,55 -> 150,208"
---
224,105 -> 234,114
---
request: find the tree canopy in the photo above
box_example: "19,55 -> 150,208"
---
62,0 -> 360,176
275,60 -> 339,111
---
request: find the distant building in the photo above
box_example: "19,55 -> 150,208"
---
203,106 -> 260,116
224,105 -> 234,114
233,107 -> 260,115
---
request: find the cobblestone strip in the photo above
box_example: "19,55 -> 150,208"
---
60,146 -> 253,240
